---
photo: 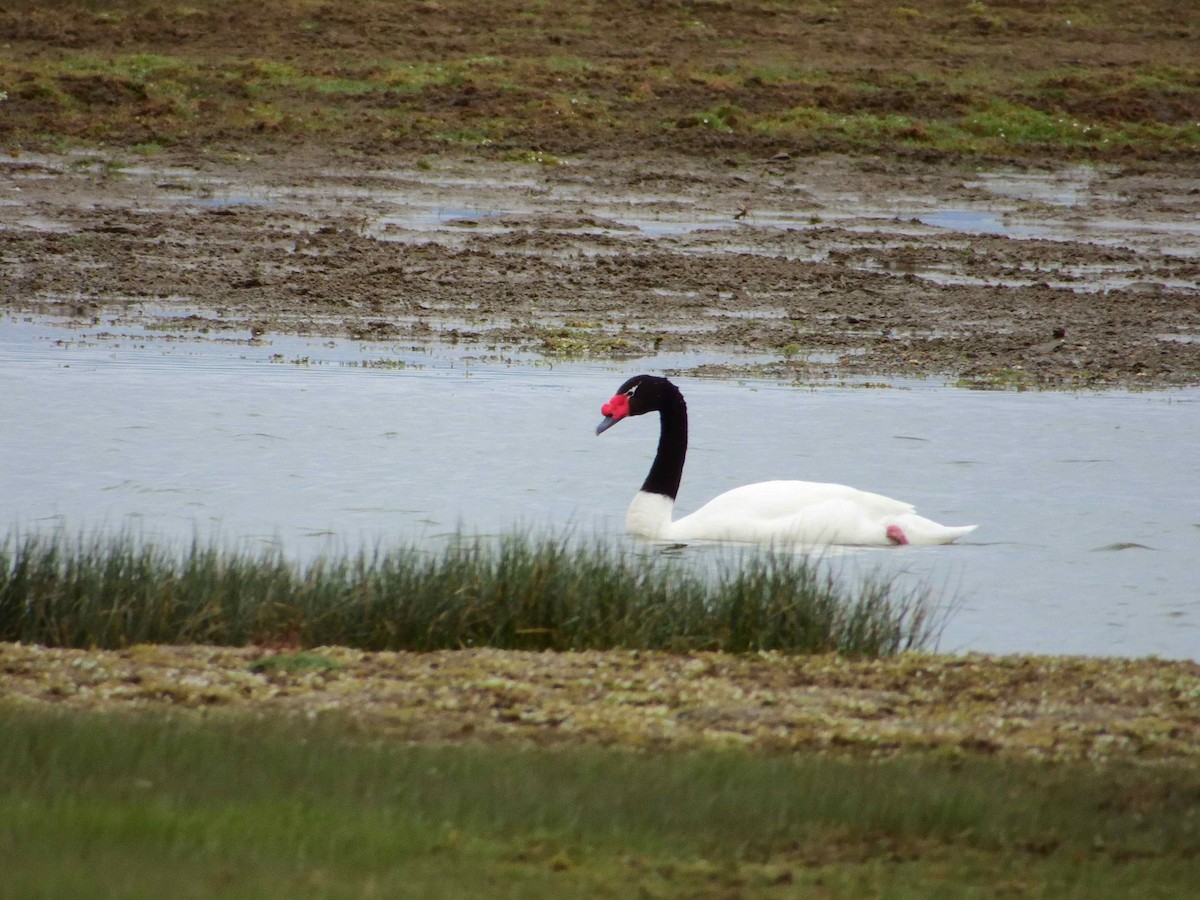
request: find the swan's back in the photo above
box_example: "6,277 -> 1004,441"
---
666,480 -> 974,546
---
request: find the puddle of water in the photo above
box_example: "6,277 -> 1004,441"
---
20,159 -> 1189,266
965,168 -> 1097,207
3,216 -> 77,234
861,261 -> 1199,295
705,307 -> 790,320
915,209 -> 1049,238
3,316 -> 1198,660
185,195 -> 274,209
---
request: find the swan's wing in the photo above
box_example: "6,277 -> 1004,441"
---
681,480 -> 915,522
670,480 -> 922,544
670,480 -> 976,545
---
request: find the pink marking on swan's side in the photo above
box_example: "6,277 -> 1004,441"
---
886,524 -> 909,545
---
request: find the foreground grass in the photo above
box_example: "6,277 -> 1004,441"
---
1,0 -> 1196,159
0,532 -> 939,656
1,706 -> 1197,899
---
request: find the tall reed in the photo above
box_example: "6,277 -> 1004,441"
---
0,532 -> 943,656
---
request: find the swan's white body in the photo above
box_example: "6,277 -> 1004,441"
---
597,375 -> 976,548
626,482 -> 977,546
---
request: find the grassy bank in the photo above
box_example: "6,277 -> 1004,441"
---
1,706 -> 1197,899
1,0 -> 1196,159
0,532 -> 939,656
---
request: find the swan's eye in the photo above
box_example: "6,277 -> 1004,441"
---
625,384 -> 638,398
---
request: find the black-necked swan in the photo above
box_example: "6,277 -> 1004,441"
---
595,374 -> 976,546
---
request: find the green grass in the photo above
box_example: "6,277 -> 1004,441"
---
2,0 -> 1196,159
0,531 -> 939,656
247,650 -> 343,675
1,706 -> 1197,898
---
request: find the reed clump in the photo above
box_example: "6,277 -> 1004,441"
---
0,532 -> 941,656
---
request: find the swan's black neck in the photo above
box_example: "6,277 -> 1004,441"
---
642,381 -> 687,500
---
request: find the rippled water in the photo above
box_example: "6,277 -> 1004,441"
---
3,315 -> 1197,660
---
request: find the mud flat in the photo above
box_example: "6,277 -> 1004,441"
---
3,152 -> 1198,389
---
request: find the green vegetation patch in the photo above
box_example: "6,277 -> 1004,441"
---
0,531 -> 940,656
248,651 -> 342,675
1,706 -> 1198,898
1,0 -> 1196,159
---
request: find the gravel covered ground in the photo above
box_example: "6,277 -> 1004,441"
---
4,642 -> 1198,762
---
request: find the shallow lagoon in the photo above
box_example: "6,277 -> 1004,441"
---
3,315 -> 1197,660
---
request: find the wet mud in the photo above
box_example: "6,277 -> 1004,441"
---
3,151 -> 1198,388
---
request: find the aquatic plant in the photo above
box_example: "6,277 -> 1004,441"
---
0,531 -> 941,656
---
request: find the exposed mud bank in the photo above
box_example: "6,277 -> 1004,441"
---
3,152 -> 1198,388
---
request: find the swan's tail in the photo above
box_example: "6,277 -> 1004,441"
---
934,524 -> 978,544
892,517 -> 978,546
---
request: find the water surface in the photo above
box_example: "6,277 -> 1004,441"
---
3,316 -> 1197,660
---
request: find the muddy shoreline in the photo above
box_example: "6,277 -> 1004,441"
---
4,642 -> 1198,763
3,150 -> 1198,389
